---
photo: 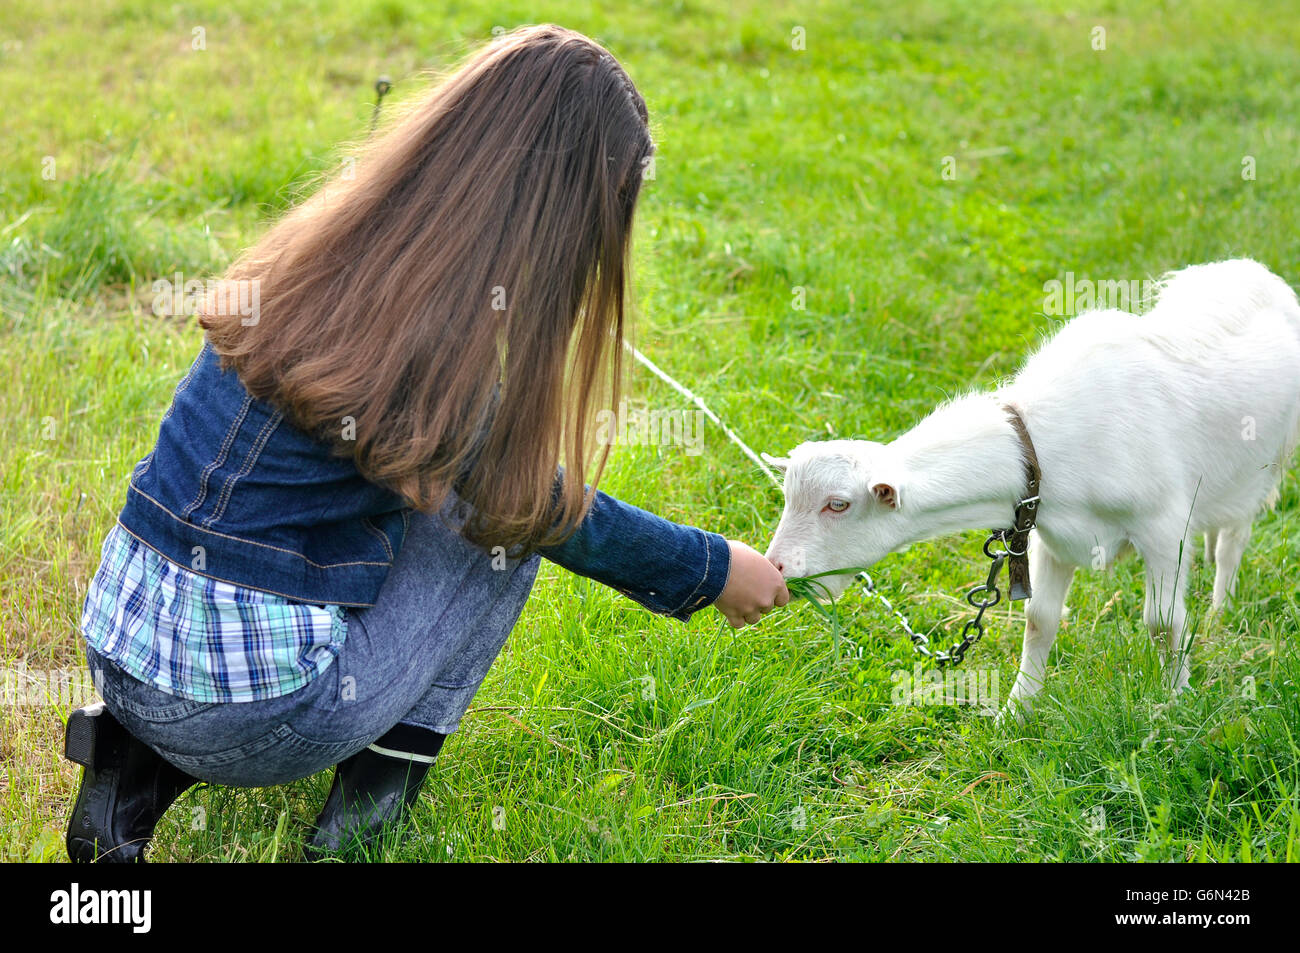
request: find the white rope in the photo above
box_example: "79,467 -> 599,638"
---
625,342 -> 783,489
627,342 -> 929,651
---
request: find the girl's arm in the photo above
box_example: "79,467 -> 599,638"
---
536,487 -> 788,627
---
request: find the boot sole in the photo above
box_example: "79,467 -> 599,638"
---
65,702 -> 117,769
64,703 -> 143,863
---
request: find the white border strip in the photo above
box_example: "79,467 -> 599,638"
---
367,742 -> 439,764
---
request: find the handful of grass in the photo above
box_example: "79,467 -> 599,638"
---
783,567 -> 872,660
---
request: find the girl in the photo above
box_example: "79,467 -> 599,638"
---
65,24 -> 789,862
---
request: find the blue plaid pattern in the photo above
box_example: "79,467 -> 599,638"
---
81,523 -> 348,703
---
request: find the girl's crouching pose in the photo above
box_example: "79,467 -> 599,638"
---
65,25 -> 788,862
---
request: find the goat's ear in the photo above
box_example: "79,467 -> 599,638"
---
870,480 -> 901,510
761,452 -> 789,473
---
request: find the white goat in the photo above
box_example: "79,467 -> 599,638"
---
764,259 -> 1300,718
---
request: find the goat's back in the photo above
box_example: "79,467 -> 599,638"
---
1005,259 -> 1300,532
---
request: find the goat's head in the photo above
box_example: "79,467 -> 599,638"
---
763,440 -> 907,600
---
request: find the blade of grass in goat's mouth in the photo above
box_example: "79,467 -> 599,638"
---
783,567 -> 873,660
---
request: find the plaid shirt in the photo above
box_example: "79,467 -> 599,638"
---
81,522 -> 348,703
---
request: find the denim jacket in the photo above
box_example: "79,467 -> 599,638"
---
116,339 -> 731,622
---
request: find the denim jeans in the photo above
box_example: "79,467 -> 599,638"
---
85,504 -> 540,787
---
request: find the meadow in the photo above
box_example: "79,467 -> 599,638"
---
1,0 -> 1297,861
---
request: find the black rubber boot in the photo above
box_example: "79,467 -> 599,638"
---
304,724 -> 445,860
64,702 -> 200,863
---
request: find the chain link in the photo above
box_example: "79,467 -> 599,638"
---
856,530 -> 1013,667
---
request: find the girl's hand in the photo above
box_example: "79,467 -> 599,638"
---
714,540 -> 791,628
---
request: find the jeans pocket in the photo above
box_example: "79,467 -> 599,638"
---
153,723 -> 373,787
87,646 -> 218,724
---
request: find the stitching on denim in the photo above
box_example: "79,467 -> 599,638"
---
278,725 -> 374,757
113,521 -> 380,607
204,409 -> 284,527
182,393 -> 252,520
120,493 -> 393,569
105,689 -> 215,722
360,516 -> 394,561
142,346 -> 209,478
159,342 -> 208,425
154,723 -> 295,768
668,526 -> 714,617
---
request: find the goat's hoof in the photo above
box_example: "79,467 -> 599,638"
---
995,702 -> 1030,728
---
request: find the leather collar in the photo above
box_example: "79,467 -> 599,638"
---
1000,403 -> 1041,601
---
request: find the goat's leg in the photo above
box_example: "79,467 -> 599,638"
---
1202,529 -> 1219,565
1211,522 -> 1252,611
1141,545 -> 1193,693
1004,538 -> 1074,721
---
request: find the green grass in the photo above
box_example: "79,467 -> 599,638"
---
2,0 -> 1298,862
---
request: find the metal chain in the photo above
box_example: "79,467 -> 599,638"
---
615,326 -> 1035,670
855,529 -> 1012,668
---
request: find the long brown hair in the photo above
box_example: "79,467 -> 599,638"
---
200,24 -> 654,552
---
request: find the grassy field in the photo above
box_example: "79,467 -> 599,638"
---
2,0 -> 1298,861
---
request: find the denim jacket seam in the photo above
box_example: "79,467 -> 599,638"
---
112,521 -> 377,607
139,342 -> 211,478
204,409 -> 284,527
159,342 -> 207,426
717,540 -> 735,594
182,393 -> 252,519
123,488 -> 394,569
664,525 -> 715,617
360,516 -> 395,561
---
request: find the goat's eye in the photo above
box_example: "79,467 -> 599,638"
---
824,499 -> 850,513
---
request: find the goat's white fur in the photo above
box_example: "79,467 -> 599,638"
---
765,259 -> 1300,718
